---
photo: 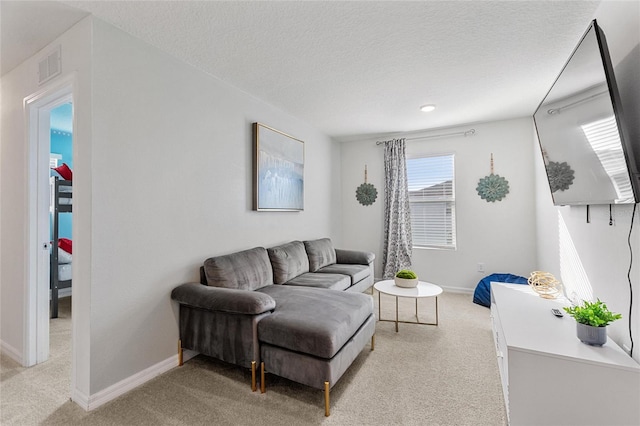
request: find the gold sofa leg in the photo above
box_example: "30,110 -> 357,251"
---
371,334 -> 375,351
260,362 -> 266,393
251,361 -> 257,392
324,381 -> 330,417
178,340 -> 183,366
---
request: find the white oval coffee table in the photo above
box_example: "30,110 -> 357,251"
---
374,279 -> 443,332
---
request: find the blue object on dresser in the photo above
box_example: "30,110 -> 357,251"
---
473,273 -> 528,307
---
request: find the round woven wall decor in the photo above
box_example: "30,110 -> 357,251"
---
477,154 -> 509,202
355,165 -> 378,206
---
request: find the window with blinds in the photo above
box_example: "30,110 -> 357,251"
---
406,154 -> 456,249
581,116 -> 635,203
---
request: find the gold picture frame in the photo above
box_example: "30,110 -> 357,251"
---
253,123 -> 304,211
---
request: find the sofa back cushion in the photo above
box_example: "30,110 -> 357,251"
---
203,247 -> 273,291
267,241 -> 310,284
304,238 -> 336,272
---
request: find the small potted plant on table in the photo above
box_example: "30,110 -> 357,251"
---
394,269 -> 418,288
563,299 -> 622,346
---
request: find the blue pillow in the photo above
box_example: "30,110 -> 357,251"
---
473,273 -> 528,307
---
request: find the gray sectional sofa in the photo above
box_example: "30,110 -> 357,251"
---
171,238 -> 375,416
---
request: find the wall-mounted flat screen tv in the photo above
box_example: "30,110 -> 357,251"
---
534,20 -> 639,205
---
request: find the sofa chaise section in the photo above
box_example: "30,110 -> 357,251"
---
257,285 -> 375,396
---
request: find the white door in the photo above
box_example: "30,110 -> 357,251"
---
24,80 -> 73,366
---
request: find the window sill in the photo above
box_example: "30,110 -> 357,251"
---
412,245 -> 456,251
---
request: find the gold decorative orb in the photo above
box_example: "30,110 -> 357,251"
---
528,271 -> 562,299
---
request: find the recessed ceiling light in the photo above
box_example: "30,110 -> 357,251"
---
420,104 -> 436,112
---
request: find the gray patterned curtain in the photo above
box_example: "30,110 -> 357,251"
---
382,138 -> 413,278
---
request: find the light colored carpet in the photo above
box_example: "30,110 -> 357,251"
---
1,297 -> 72,425
1,291 -> 507,425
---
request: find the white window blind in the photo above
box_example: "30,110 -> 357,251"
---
406,154 -> 456,249
581,116 -> 634,203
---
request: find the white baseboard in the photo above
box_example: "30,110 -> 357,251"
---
72,349 -> 200,411
71,388 -> 90,411
0,339 -> 23,365
86,354 -> 178,410
183,349 -> 198,363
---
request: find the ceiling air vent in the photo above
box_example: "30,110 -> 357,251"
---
38,46 -> 61,85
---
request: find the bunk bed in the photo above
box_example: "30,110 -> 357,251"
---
50,177 -> 72,318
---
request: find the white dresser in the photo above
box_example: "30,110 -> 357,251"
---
490,283 -> 640,425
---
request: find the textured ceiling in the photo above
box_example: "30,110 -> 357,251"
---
2,1 -> 603,140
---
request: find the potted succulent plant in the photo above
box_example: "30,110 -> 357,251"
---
394,269 -> 418,288
563,299 -> 622,346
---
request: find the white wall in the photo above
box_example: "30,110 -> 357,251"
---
0,17 -> 93,395
341,118 -> 538,291
536,1 -> 640,362
88,19 -> 341,393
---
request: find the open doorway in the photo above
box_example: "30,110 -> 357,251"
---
24,80 -> 74,371
49,102 -> 73,368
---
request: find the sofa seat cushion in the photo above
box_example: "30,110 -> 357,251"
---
304,238 -> 337,272
284,273 -> 350,291
267,241 -> 310,284
204,247 -> 273,291
316,263 -> 369,285
257,285 -> 373,359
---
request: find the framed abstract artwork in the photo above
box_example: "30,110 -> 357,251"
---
253,123 -> 304,211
